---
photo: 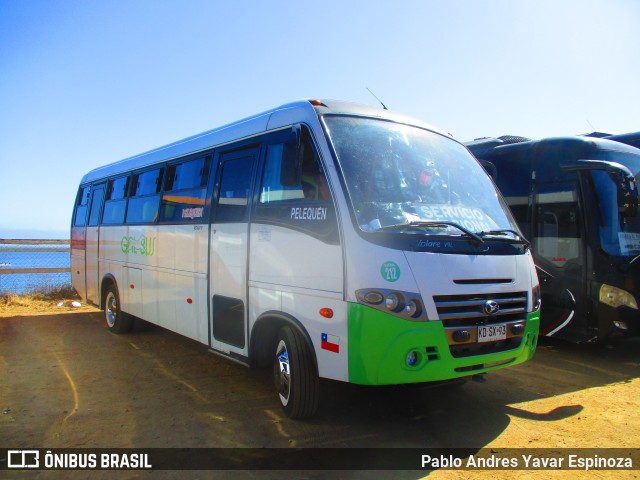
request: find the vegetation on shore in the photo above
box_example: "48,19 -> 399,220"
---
0,284 -> 97,316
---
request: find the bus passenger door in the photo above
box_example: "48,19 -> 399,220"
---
532,181 -> 587,340
209,146 -> 259,358
85,183 -> 106,305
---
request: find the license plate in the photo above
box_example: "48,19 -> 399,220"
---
477,324 -> 507,343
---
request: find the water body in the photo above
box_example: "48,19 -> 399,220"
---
0,245 -> 71,294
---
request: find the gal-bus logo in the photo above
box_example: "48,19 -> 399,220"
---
121,235 -> 156,257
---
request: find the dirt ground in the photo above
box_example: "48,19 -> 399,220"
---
0,304 -> 638,479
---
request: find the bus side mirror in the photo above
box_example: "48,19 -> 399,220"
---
280,125 -> 304,187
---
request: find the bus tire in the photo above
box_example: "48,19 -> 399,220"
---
104,284 -> 133,334
273,326 -> 319,419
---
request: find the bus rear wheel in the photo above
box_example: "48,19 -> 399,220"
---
273,326 -> 319,419
104,284 -> 133,334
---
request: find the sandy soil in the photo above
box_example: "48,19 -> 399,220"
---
1,305 -> 638,479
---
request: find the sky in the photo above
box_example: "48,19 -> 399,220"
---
1,0 -> 639,238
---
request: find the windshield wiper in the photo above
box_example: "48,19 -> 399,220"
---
478,229 -> 531,248
377,221 -> 484,244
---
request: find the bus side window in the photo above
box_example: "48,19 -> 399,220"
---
160,156 -> 209,223
87,186 -> 105,227
215,153 -> 256,223
260,142 -> 305,203
73,186 -> 91,227
260,136 -> 328,204
103,176 -> 129,225
300,138 -> 329,201
126,168 -> 163,224
534,182 -> 581,267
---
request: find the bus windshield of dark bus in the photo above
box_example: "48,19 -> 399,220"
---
590,149 -> 640,258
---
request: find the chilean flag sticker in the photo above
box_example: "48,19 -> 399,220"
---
321,333 -> 340,353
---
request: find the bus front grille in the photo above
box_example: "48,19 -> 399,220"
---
433,291 -> 528,358
433,291 -> 528,328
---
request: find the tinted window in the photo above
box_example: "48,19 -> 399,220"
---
489,149 -> 532,238
88,186 -> 105,227
102,176 -> 129,225
160,157 -> 209,223
160,189 -> 207,223
166,157 -> 206,191
126,196 -> 161,223
216,155 -> 255,223
260,138 -> 329,204
133,168 -> 163,196
534,182 -> 581,267
260,143 -> 305,203
126,168 -> 163,224
108,176 -> 129,200
254,132 -> 339,244
103,200 -> 127,225
73,186 -> 91,227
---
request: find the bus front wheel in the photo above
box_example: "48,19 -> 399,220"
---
273,326 -> 319,419
104,284 -> 133,334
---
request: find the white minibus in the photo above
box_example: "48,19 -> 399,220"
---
71,99 -> 540,418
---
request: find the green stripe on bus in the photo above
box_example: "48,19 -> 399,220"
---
347,303 -> 540,385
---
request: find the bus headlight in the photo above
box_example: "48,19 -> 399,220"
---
356,288 -> 428,321
599,284 -> 638,310
404,299 -> 422,318
385,292 -> 404,312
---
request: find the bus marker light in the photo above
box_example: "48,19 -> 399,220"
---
187,298 -> 193,304
319,308 -> 333,318
130,284 -> 135,289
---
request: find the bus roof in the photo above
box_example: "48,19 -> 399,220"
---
466,134 -> 640,159
605,131 -> 640,149
80,99 -> 450,185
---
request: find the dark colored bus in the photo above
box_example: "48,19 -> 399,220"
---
605,131 -> 640,149
466,135 -> 640,342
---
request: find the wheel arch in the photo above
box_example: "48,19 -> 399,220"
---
99,274 -> 119,310
250,311 -> 318,373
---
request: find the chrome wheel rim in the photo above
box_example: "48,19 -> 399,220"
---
276,339 -> 290,406
105,292 -> 117,328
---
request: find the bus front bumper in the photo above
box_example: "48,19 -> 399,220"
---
347,303 -> 540,386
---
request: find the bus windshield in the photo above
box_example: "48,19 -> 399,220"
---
323,116 -> 519,238
590,150 -> 640,258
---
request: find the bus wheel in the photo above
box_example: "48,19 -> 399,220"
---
274,326 -> 319,419
104,285 -> 132,334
